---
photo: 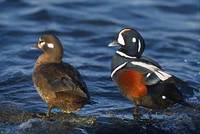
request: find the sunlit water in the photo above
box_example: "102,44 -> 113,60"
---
0,0 -> 199,133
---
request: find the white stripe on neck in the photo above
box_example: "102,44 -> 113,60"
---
111,62 -> 127,78
116,51 -> 136,59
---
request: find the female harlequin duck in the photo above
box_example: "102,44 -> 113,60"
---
32,34 -> 90,117
109,28 -> 193,119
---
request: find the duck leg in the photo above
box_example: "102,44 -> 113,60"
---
34,105 -> 53,119
46,105 -> 53,118
148,109 -> 153,120
133,105 -> 141,120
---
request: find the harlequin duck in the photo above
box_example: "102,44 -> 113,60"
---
32,34 -> 90,117
109,28 -> 193,119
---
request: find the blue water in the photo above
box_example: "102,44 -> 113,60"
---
0,0 -> 200,133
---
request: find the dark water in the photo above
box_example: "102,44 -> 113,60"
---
0,0 -> 200,133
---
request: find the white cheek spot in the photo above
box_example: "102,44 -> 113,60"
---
132,37 -> 137,43
162,95 -> 166,99
117,33 -> 125,45
47,43 -> 54,48
38,41 -> 45,48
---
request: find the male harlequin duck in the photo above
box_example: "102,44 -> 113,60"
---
32,34 -> 90,117
109,28 -> 193,119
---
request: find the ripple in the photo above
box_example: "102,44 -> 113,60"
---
78,19 -> 117,27
154,3 -> 198,15
0,0 -> 200,133
0,71 -> 31,88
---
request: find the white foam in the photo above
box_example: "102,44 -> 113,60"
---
19,119 -> 42,130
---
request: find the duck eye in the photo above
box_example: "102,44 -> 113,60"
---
132,37 -> 137,43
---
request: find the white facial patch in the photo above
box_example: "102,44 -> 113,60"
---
38,41 -> 45,48
117,29 -> 132,46
132,37 -> 136,43
47,43 -> 54,48
117,32 -> 125,45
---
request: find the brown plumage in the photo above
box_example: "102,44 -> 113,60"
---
32,34 -> 90,117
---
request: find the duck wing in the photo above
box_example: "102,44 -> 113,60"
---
34,63 -> 90,100
126,57 -> 171,86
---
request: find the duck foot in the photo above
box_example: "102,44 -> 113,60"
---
32,106 -> 53,120
34,113 -> 48,118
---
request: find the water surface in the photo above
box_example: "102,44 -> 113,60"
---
0,0 -> 200,133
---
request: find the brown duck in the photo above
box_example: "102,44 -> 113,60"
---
32,34 -> 90,117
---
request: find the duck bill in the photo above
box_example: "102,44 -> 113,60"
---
108,40 -> 120,47
31,44 -> 39,50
